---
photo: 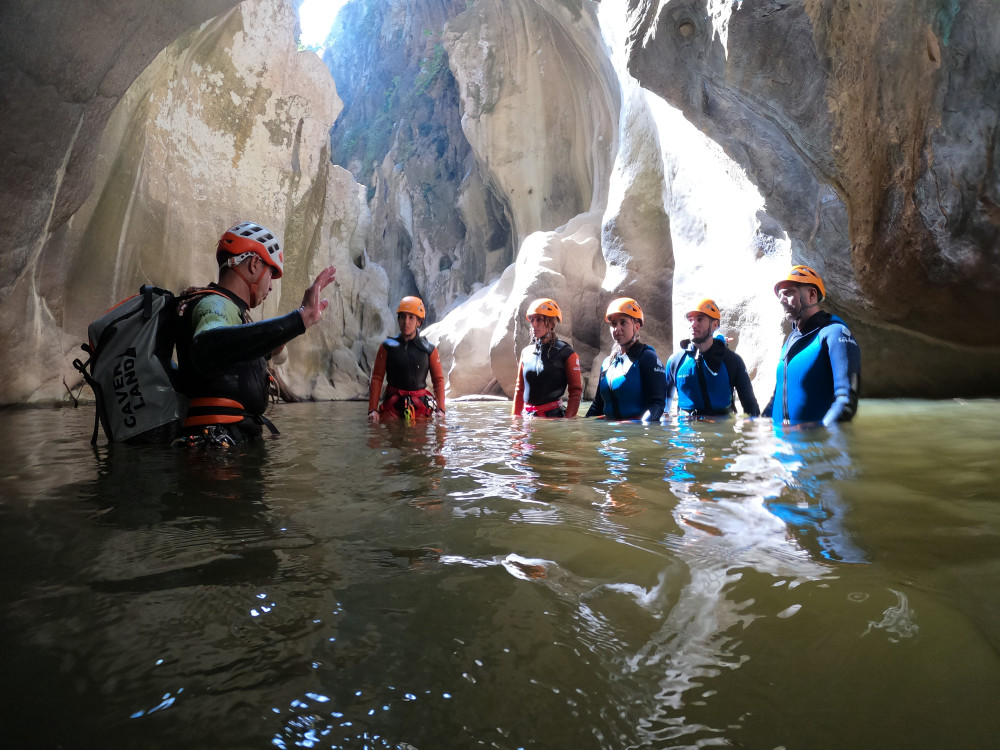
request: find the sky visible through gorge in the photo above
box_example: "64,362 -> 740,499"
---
298,0 -> 348,48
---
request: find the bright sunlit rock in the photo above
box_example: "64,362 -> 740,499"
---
298,0 -> 348,48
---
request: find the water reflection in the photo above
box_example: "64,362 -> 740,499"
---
571,417 -> 874,744
367,418 -> 447,510
595,435 -> 646,516
765,425 -> 867,564
3,402 -> 998,749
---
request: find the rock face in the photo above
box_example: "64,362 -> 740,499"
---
440,0 -> 638,398
326,0 -> 513,324
2,0 -> 1000,406
0,0 -> 240,403
0,0 -> 389,404
429,0 -> 778,400
626,0 -> 1000,396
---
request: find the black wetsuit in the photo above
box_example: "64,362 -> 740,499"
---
175,284 -> 305,441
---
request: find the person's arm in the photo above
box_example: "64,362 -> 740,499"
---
190,265 -> 336,374
190,296 -> 305,374
762,393 -> 774,418
297,266 -> 337,328
585,367 -> 606,417
663,353 -> 679,416
429,348 -> 446,415
511,360 -> 525,415
727,351 -> 760,417
822,325 -> 861,426
639,348 -> 667,422
564,352 -> 582,418
368,345 -> 388,422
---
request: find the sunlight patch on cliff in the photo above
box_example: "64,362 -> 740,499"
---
298,0 -> 348,49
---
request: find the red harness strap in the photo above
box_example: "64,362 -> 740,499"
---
380,387 -> 435,418
525,400 -> 563,416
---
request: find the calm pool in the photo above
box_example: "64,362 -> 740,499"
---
1,399 -> 998,749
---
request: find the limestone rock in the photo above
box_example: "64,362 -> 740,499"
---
325,0 -> 511,324
443,0 -> 619,250
435,0 -> 629,396
4,0 -> 1000,407
1,0 -> 388,404
626,0 -> 1000,395
0,0 -> 242,403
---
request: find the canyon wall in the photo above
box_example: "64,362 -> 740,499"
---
0,0 -> 388,404
626,0 -> 1000,396
2,0 -> 999,407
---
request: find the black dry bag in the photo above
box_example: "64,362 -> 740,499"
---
73,285 -> 186,444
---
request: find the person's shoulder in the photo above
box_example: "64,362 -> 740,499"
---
192,289 -> 237,317
637,342 -> 660,361
826,313 -> 851,330
823,314 -> 858,343
721,345 -> 747,366
637,344 -> 665,372
551,338 -> 575,360
413,335 -> 435,354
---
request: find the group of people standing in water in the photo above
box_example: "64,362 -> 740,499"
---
170,221 -> 860,445
368,265 -> 861,428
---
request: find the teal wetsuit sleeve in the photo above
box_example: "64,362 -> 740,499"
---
822,324 -> 861,425
190,296 -> 306,374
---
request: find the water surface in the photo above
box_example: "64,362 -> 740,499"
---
1,400 -> 998,749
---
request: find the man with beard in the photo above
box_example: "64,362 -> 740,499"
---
664,298 -> 759,418
763,265 -> 861,426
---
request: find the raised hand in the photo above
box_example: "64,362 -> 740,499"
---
298,266 -> 337,328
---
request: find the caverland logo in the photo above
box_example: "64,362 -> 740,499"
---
113,347 -> 146,427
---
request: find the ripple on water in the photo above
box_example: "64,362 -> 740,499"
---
3,400 -> 1000,748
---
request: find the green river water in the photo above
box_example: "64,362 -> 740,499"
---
1,399 -> 998,749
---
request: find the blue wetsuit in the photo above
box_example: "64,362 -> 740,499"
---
585,342 -> 667,421
665,336 -> 760,417
763,311 -> 861,425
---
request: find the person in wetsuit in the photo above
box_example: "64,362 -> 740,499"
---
368,296 -> 446,423
511,298 -> 583,418
664,298 -> 759,418
762,265 -> 861,426
175,221 -> 337,444
586,297 -> 667,422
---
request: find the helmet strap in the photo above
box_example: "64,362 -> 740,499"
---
230,256 -> 268,303
611,331 -> 640,360
798,296 -> 820,320
692,319 -> 719,346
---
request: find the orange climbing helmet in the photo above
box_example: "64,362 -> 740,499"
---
397,296 -> 426,320
686,298 -> 720,320
216,222 -> 284,279
605,297 -> 644,324
526,298 -> 562,323
774,265 -> 826,301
